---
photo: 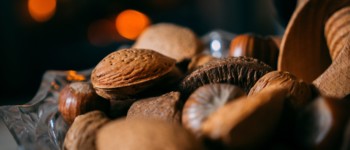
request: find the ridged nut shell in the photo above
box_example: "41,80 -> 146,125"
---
180,56 -> 273,96
91,48 -> 176,100
133,23 -> 202,62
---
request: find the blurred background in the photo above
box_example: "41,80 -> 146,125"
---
0,0 -> 296,105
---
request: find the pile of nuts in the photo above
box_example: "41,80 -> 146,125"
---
58,23 -> 350,150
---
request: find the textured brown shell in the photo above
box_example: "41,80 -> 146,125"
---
249,71 -> 313,109
182,84 -> 246,136
63,111 -> 110,150
127,91 -> 181,123
180,56 -> 273,96
133,23 -> 201,62
91,48 -> 176,89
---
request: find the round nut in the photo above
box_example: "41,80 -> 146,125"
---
96,119 -> 202,150
133,23 -> 202,62
187,53 -> 217,73
182,84 -> 246,136
229,34 -> 279,69
58,82 -> 110,124
91,48 -> 176,100
249,71 -> 313,109
63,111 -> 110,150
180,56 -> 273,97
127,91 -> 181,123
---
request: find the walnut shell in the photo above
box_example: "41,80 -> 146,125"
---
96,119 -> 203,150
133,23 -> 202,62
91,48 -> 176,100
249,71 -> 313,110
182,84 -> 246,136
63,111 -> 110,150
180,56 -> 273,97
127,91 -> 181,123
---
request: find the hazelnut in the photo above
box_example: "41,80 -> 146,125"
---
127,91 -> 181,123
229,34 -> 279,69
63,111 -> 110,150
249,71 -> 313,110
180,56 -> 273,97
182,84 -> 246,136
96,119 -> 203,150
91,48 -> 176,100
133,23 -> 202,62
201,86 -> 288,149
58,82 -> 110,124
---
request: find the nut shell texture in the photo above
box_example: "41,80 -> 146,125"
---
181,56 -> 273,95
92,48 -> 176,88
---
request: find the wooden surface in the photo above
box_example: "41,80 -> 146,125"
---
279,0 -> 350,98
278,0 -> 350,82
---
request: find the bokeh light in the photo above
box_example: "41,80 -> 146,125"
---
28,0 -> 56,22
115,9 -> 150,40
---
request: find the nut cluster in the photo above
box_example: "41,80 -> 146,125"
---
58,22 -> 349,150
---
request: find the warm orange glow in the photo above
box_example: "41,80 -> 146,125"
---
28,0 -> 56,22
116,9 -> 150,40
66,70 -> 86,81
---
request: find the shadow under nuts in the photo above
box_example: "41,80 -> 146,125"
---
249,71 -> 313,110
180,56 -> 273,97
202,86 -> 288,149
96,119 -> 203,150
58,82 -> 110,124
63,111 -> 109,150
133,23 -> 202,62
182,84 -> 246,137
91,48 -> 176,100
127,91 -> 181,124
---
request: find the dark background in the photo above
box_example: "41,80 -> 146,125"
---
0,0 -> 295,105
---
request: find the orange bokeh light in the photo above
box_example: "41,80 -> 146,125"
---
28,0 -> 56,22
115,9 -> 150,40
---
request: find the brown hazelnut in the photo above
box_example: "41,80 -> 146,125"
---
229,34 -> 279,69
63,111 -> 109,150
133,23 -> 202,62
96,119 -> 203,150
201,86 -> 288,149
295,96 -> 350,149
58,82 -> 110,124
91,48 -> 176,100
182,84 -> 246,136
249,71 -> 313,110
127,91 -> 181,123
180,56 -> 273,97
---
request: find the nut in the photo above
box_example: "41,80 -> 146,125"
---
96,119 -> 203,150
249,71 -> 313,110
58,82 -> 110,124
127,91 -> 181,123
229,34 -> 279,68
201,86 -> 288,149
91,48 -> 176,100
133,23 -> 202,62
295,96 -> 350,149
180,56 -> 273,97
63,111 -> 110,150
182,84 -> 246,136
